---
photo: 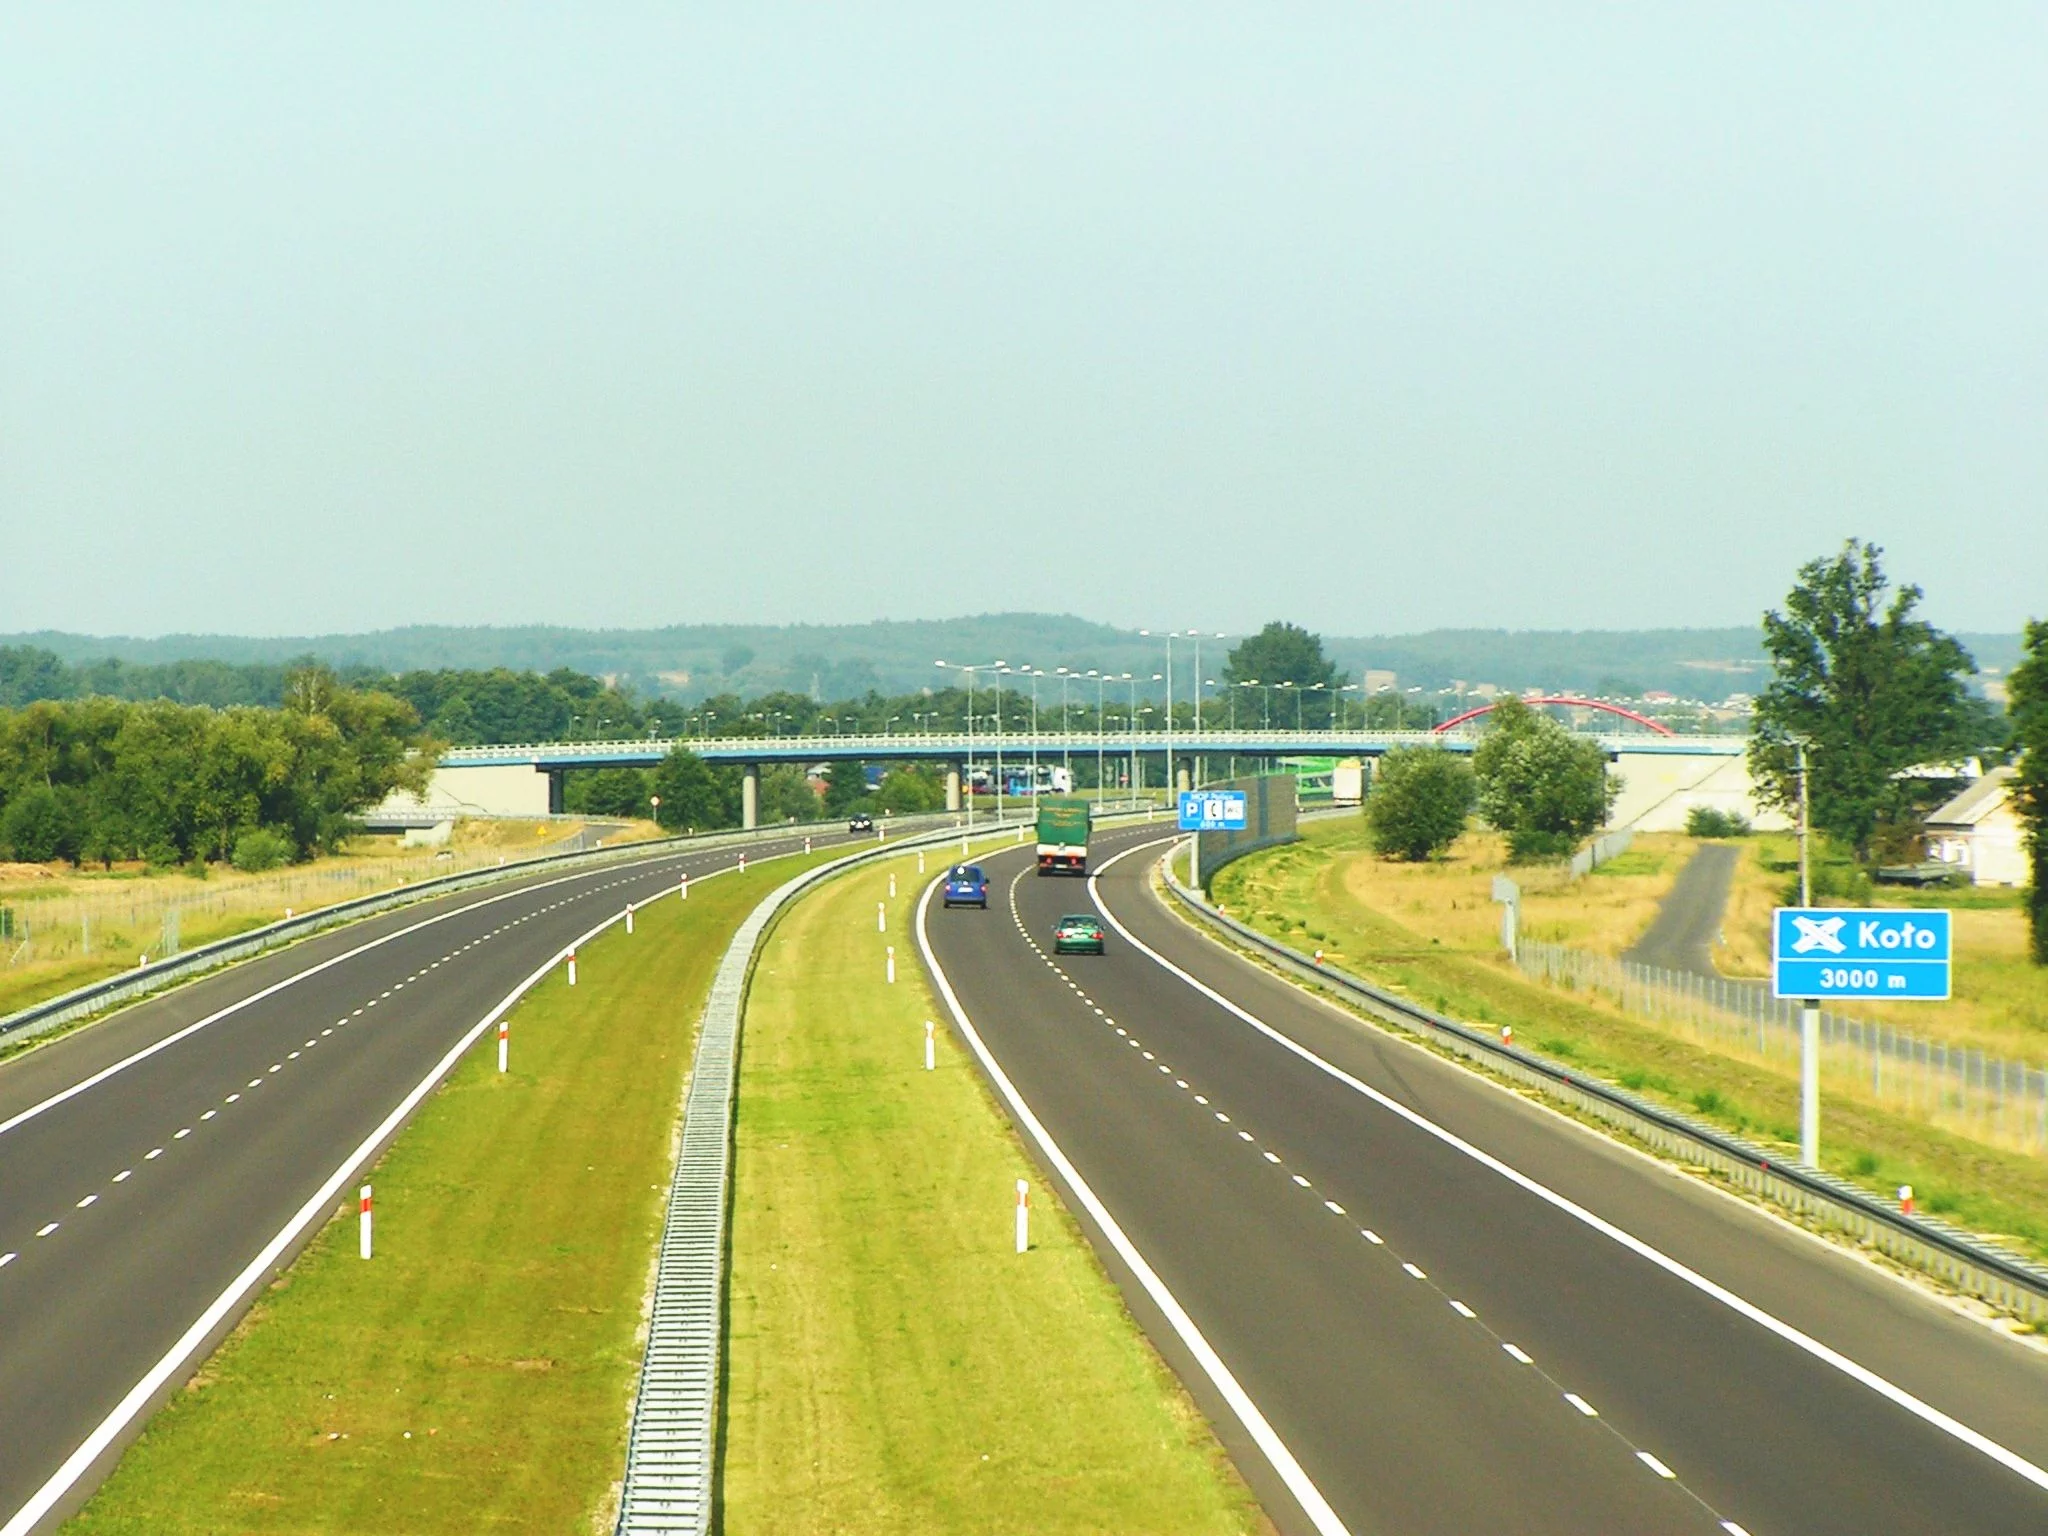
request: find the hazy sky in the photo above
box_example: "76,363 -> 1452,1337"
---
4,7 -> 2043,639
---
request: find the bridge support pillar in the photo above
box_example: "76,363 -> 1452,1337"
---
547,768 -> 566,815
742,763 -> 760,830
944,763 -> 962,812
1175,759 -> 1192,795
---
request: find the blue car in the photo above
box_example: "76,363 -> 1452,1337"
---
942,863 -> 989,909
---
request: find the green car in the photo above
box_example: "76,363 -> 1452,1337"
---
1052,914 -> 1106,955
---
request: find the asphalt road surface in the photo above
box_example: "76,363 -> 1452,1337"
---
0,823 -> 875,1535
918,822 -> 2048,1536
1625,842 -> 1742,977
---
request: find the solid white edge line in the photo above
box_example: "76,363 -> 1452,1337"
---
0,839 -> 787,1143
1086,838 -> 2048,1496
915,869 -> 1352,1536
0,882 -> 684,1536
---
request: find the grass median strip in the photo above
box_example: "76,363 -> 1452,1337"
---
721,852 -> 1265,1535
66,850 -> 837,1536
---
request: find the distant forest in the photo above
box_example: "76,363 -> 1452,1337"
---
3,615 -> 2023,712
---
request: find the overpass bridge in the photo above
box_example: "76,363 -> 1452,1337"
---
402,729 -> 1751,829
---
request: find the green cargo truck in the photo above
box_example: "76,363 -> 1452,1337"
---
1035,797 -> 1091,876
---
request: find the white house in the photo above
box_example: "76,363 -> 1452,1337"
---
1923,767 -> 2029,887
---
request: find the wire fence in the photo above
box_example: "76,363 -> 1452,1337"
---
1515,940 -> 2048,1158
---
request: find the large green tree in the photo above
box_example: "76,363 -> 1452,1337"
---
1221,622 -> 1343,728
1473,697 -> 1619,861
1749,541 -> 1978,862
2009,619 -> 2048,964
1366,747 -> 1474,861
649,746 -> 734,832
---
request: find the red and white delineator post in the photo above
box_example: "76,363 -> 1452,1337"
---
888,873 -> 897,898
567,948 -> 578,987
1014,1179 -> 1029,1254
877,902 -> 887,933
738,852 -> 746,872
885,945 -> 896,984
498,1015 -> 509,1073
625,901 -> 635,935
678,871 -> 689,901
1899,1184 -> 1914,1215
924,1019 -> 935,1072
359,1185 -> 373,1260
804,835 -> 812,853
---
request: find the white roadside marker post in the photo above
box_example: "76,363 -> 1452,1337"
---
678,871 -> 688,901
924,1019 -> 936,1071
886,945 -> 896,984
889,872 -> 897,898
917,851 -> 925,874
804,835 -> 812,853
567,949 -> 578,987
1014,1180 -> 1029,1253
738,852 -> 747,872
877,902 -> 887,933
498,1016 -> 509,1073
626,902 -> 635,935
359,1185 -> 373,1259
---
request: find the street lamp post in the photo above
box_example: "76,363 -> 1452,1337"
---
937,659 -> 1006,826
1087,671 -> 1102,798
1123,673 -> 1141,796
1796,738 -> 1820,1168
1055,667 -> 1073,788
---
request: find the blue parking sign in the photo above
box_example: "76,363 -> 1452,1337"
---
1178,790 -> 1248,832
1772,908 -> 1951,1001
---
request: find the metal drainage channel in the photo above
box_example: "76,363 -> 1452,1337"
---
612,817 -> 1029,1535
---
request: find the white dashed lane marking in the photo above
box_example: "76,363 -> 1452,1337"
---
999,842 -> 1743,1531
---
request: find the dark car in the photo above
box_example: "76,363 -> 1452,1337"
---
848,812 -> 875,834
1051,913 -> 1106,955
942,863 -> 989,908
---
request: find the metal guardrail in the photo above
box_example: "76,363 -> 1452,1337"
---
611,814 -> 1035,1535
1158,862 -> 2048,1326
0,814 -> 965,1048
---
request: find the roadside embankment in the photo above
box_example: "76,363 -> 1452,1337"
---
1210,818 -> 2048,1269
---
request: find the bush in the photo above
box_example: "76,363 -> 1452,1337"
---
1473,698 -> 1619,864
231,827 -> 294,872
1685,806 -> 1753,838
1,785 -> 82,863
1366,747 -> 1475,861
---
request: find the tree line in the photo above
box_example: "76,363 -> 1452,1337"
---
1359,541 -> 2047,967
0,669 -> 429,870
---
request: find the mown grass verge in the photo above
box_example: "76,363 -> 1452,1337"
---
1212,821 -> 2048,1270
66,848 -> 840,1535
721,851 -> 1266,1535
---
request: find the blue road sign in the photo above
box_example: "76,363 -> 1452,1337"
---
1178,790 -> 1249,832
1772,908 -> 1952,1001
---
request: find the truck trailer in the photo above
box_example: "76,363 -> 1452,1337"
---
1035,797 -> 1091,875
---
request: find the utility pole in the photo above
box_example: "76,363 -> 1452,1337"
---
1797,737 -> 1819,1169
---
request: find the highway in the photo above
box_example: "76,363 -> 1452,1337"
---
0,823 -> 874,1534
918,821 -> 2048,1536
